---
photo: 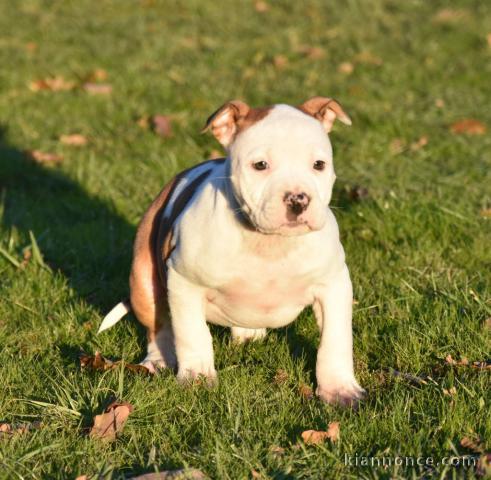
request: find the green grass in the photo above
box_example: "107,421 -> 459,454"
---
1,0 -> 490,478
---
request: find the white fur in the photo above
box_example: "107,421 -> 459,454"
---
165,105 -> 363,402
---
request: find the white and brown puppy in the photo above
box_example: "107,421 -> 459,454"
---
99,97 -> 365,406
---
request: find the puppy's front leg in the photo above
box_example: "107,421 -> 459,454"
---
167,267 -> 217,385
314,264 -> 364,406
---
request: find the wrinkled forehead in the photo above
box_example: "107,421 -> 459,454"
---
231,104 -> 332,159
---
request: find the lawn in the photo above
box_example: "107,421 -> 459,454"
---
0,0 -> 490,478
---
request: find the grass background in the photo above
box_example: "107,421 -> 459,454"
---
0,0 -> 490,478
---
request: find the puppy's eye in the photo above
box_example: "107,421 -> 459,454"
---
313,160 -> 326,171
253,160 -> 269,171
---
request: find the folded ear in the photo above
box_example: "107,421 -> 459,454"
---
201,100 -> 250,147
299,96 -> 352,133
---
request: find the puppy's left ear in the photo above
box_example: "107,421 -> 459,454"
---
299,96 -> 352,133
201,100 -> 250,147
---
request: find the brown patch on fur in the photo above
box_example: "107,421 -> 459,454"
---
236,106 -> 273,134
202,100 -> 273,145
129,159 -> 224,337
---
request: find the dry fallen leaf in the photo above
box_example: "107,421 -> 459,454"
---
442,386 -> 457,397
151,115 -> 173,138
270,445 -> 285,457
59,134 -> 88,146
298,383 -> 314,400
301,422 -> 340,445
354,51 -> 383,66
389,138 -> 406,155
90,401 -> 133,441
273,369 -> 289,385
75,476 -> 88,480
129,469 -> 207,480
461,436 -> 484,453
83,83 -> 113,95
450,119 -> 486,135
338,62 -> 354,74
487,33 -> 491,48
85,68 -> 108,82
479,208 -> 491,218
485,317 -> 491,330
296,45 -> 325,60
254,1 -> 269,13
29,76 -> 75,92
477,453 -> 491,478
445,355 -> 490,369
410,135 -> 428,151
326,421 -> 340,442
25,42 -> 37,53
301,429 -> 329,445
80,351 -> 150,374
435,98 -> 445,108
251,470 -> 261,479
433,8 -> 467,24
0,421 -> 42,436
25,150 -> 64,165
273,55 -> 289,69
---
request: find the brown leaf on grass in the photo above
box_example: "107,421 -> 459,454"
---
338,62 -> 354,74
298,383 -> 314,400
445,355 -> 490,369
25,42 -> 37,53
21,248 -> 32,268
84,68 -> 108,82
433,8 -> 468,24
270,445 -> 285,457
59,134 -> 88,146
254,1 -> 269,13
80,351 -> 150,375
251,470 -> 261,479
273,55 -> 289,69
83,83 -> 113,95
410,135 -> 428,151
326,421 -> 340,442
75,476 -> 88,480
477,453 -> 491,478
435,98 -> 445,108
485,317 -> 491,330
0,421 -> 42,436
442,386 -> 457,396
273,369 -> 289,385
461,436 -> 484,453
354,51 -> 383,66
296,45 -> 325,60
90,401 -> 133,441
129,469 -> 207,479
479,208 -> 491,218
25,150 -> 64,165
151,115 -> 173,138
389,138 -> 406,155
301,422 -> 340,445
450,119 -> 486,135
29,76 -> 75,92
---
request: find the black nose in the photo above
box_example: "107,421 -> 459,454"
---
284,192 -> 311,215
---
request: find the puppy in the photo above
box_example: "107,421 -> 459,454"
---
99,97 -> 364,406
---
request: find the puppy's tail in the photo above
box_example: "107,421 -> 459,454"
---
98,299 -> 131,333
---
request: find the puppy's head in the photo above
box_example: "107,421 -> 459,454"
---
203,97 -> 351,235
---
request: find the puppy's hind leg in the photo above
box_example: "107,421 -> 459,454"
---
130,257 -> 176,373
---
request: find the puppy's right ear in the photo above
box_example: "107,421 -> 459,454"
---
201,100 -> 250,147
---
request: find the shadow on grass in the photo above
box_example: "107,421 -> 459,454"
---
0,126 -> 143,362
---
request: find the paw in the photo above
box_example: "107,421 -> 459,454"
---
317,378 -> 365,408
177,359 -> 217,388
231,327 -> 267,344
140,357 -> 168,374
